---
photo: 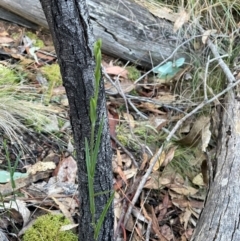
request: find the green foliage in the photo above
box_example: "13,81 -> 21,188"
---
41,64 -> 62,103
25,31 -> 45,48
23,214 -> 77,241
41,64 -> 62,86
0,65 -> 20,85
126,66 -> 141,81
85,39 -> 114,240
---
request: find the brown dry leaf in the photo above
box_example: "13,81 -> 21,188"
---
139,152 -> 149,171
123,168 -> 137,179
36,51 -> 55,61
172,198 -> 204,209
173,8 -> 189,32
116,149 -> 123,167
0,36 -> 14,44
53,156 -> 77,183
134,0 -> 178,22
123,113 -> 135,128
27,161 -> 56,175
177,116 -> 210,146
1,200 -> 30,226
119,80 -> 135,93
192,173 -> 204,186
51,197 -> 74,223
150,150 -> 166,171
155,93 -> 176,104
108,111 -> 118,148
152,7 -> 177,21
114,192 -> 122,220
121,154 -> 132,168
114,155 -> 127,185
162,146 -> 176,167
113,179 -> 123,191
105,79 -> 135,94
138,102 -> 166,114
202,29 -> 217,44
201,121 -> 211,152
180,208 -> 192,230
0,31 -> 9,37
151,206 -> 168,241
170,184 -> 198,196
144,171 -> 171,189
149,115 -> 168,130
160,225 -> 174,241
158,193 -> 169,222
60,223 -> 79,231
105,66 -> 128,79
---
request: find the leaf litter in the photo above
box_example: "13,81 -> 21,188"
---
0,5 -> 239,240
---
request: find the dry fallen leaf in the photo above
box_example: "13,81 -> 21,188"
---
170,184 -> 198,196
180,208 -> 192,230
105,66 -> 128,79
123,113 -> 135,128
173,8 -> 189,32
201,121 -> 211,152
53,156 -> 77,183
177,116 -> 210,146
0,36 -> 14,44
192,173 -> 205,186
202,29 -> 217,44
27,161 -> 56,175
150,150 -> 166,171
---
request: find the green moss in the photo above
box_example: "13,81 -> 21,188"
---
41,64 -> 62,104
25,31 -> 45,48
0,65 -> 20,85
23,214 -> 78,241
126,66 -> 140,81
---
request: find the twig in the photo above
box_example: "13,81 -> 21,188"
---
145,220 -> 152,241
127,98 -> 148,119
203,55 -> 210,101
197,24 -> 235,84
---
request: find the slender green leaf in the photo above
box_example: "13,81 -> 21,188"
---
94,191 -> 115,239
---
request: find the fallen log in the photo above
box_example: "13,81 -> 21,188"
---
191,88 -> 240,241
0,0 -> 190,67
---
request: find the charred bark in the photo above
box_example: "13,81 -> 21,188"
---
40,0 -> 113,240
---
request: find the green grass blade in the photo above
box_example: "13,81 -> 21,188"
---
92,119 -> 104,172
94,191 -> 115,240
85,138 -> 95,217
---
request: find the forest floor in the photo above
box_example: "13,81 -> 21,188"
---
0,3 -> 239,240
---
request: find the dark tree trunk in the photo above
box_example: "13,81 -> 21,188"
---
191,89 -> 240,241
0,0 -> 190,67
39,1 -> 113,240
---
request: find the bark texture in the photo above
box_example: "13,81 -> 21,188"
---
39,1 -> 113,240
191,89 -> 240,241
0,0 -> 189,67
